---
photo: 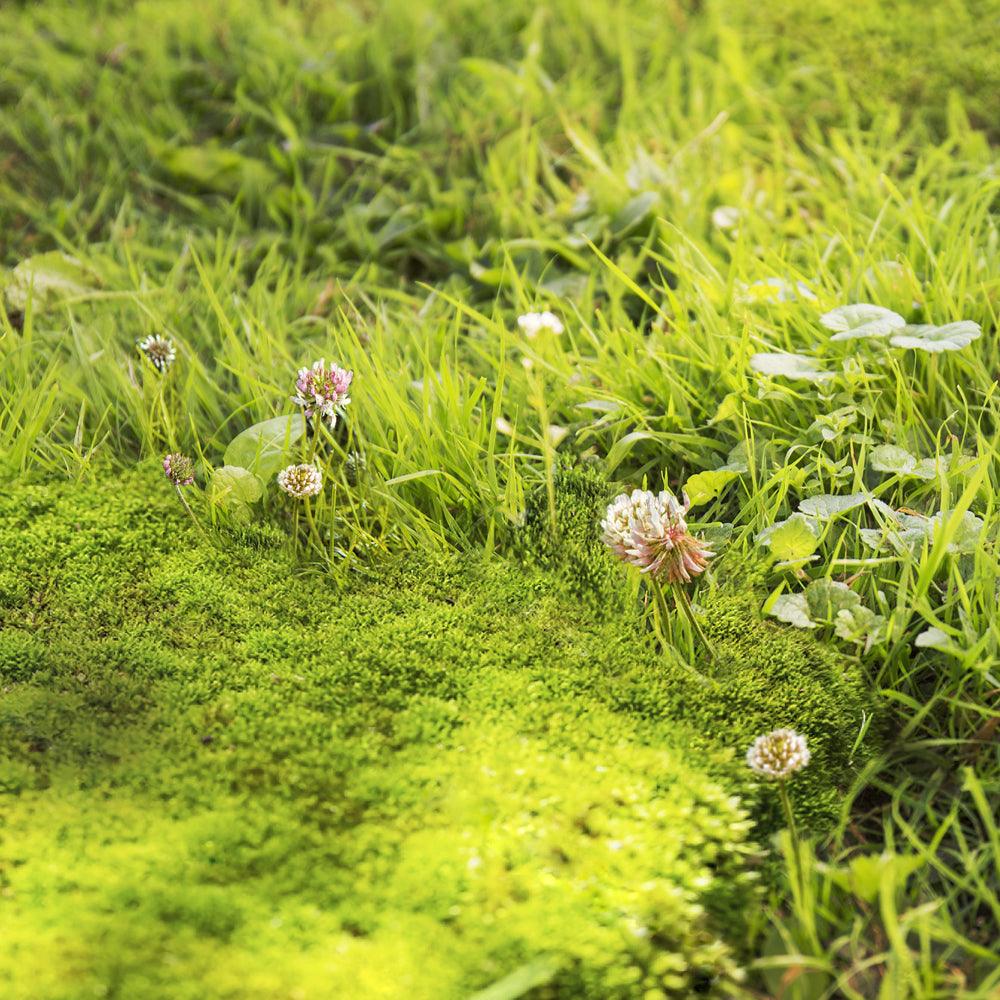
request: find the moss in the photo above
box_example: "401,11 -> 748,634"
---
519,460 -> 625,611
522,466 -> 875,832
0,469 -> 875,998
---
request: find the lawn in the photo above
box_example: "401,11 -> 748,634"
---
1,1 -> 998,998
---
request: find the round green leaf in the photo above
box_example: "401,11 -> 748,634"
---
683,469 -> 739,507
757,513 -> 821,561
4,251 -> 99,310
210,465 -> 264,507
798,493 -> 870,519
889,321 -> 981,352
870,444 -> 917,475
749,352 -> 832,383
821,303 -> 905,341
224,413 -> 306,479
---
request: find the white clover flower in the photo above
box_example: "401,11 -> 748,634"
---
517,310 -> 564,339
292,359 -> 353,427
601,488 -> 713,584
746,729 -> 810,780
137,334 -> 177,373
277,463 -> 322,499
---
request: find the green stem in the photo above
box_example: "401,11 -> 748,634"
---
303,496 -> 322,557
674,586 -> 715,662
778,781 -> 799,847
778,780 -> 804,904
649,577 -> 673,648
175,487 -> 216,548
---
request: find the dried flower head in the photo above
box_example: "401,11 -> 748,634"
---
601,488 -> 713,584
746,729 -> 810,780
163,452 -> 195,487
292,359 -> 352,427
277,463 -> 322,499
517,310 -> 564,339
138,334 -> 177,373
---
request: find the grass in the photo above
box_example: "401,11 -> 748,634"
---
1,0 -> 998,997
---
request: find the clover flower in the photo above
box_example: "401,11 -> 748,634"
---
138,334 -> 177,373
292,359 -> 352,427
163,452 -> 195,487
746,729 -> 810,780
517,310 -> 564,339
277,463 -> 322,498
601,489 -> 713,584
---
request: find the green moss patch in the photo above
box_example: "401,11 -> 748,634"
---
0,470 -> 872,998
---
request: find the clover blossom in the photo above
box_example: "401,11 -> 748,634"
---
517,311 -> 564,339
291,359 -> 353,427
277,463 -> 322,499
163,452 -> 195,487
138,334 -> 177,373
601,489 -> 713,584
746,729 -> 811,780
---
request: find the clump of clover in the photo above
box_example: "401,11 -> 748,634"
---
199,358 -> 356,555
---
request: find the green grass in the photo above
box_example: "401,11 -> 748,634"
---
1,0 -> 998,997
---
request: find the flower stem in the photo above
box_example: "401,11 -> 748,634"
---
303,496 -> 323,556
673,586 -> 715,662
649,577 -> 673,647
778,780 -> 803,900
175,487 -> 216,548
778,780 -> 799,846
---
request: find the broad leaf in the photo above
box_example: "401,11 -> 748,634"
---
768,578 -> 879,642
749,352 -> 832,383
939,510 -> 984,554
820,303 -> 904,341
684,469 -> 739,506
4,251 -> 99,310
889,321 -> 981,353
156,144 -> 277,195
834,605 -> 886,651
224,413 -> 306,479
210,465 -> 264,505
860,510 -> 932,554
769,592 -> 815,629
798,492 -> 870,519
860,508 -> 982,556
756,513 -> 821,561
700,522 -> 734,546
826,853 -> 925,904
870,444 -> 917,475
912,458 -> 942,481
718,441 -> 750,473
804,578 -> 861,621
871,445 -> 942,480
914,626 -> 950,650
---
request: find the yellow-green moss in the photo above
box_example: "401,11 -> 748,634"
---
0,468 -> 874,998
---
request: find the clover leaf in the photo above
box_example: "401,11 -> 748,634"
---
889,321 -> 981,353
820,303 -> 905,341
